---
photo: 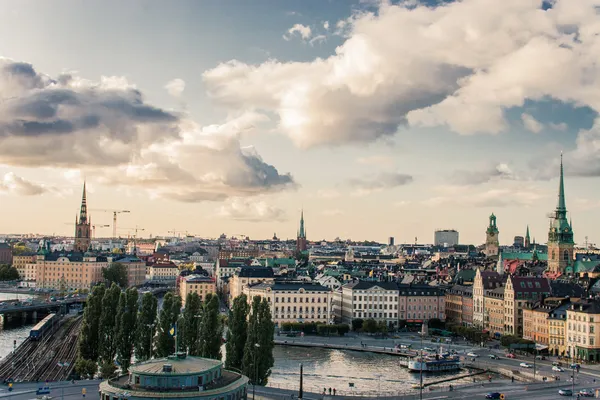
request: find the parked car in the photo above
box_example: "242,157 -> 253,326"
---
570,363 -> 581,369
519,362 -> 532,368
558,389 -> 573,396
552,366 -> 564,372
485,393 -> 502,399
535,355 -> 545,360
552,361 -> 563,367
488,354 -> 499,360
506,353 -> 516,359
579,389 -> 594,397
400,344 -> 411,349
467,352 -> 479,357
423,347 -> 434,351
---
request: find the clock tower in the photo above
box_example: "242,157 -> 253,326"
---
485,213 -> 499,257
547,154 -> 574,275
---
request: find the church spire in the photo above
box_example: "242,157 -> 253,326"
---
79,181 -> 88,224
557,153 -> 566,212
526,225 -> 530,239
298,209 -> 305,239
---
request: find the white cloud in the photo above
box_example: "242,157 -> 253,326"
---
203,0 -> 600,147
0,172 -> 55,196
323,21 -> 330,30
283,24 -> 312,41
0,57 -> 295,202
452,163 -> 516,185
521,113 -> 543,133
349,172 -> 413,196
165,78 -> 185,97
218,198 -> 286,222
315,189 -> 340,199
309,35 -> 327,46
356,155 -> 395,167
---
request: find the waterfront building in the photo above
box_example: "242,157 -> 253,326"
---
566,299 -> 600,361
99,353 -> 248,400
180,275 -> 217,306
547,155 -> 574,276
74,182 -> 91,252
35,252 -> 107,291
340,281 -> 400,326
399,284 -> 445,324
297,210 -> 307,252
244,281 -> 331,326
523,302 -> 556,347
503,276 -> 551,336
13,252 -> 37,283
434,229 -> 459,247
484,214 -> 499,257
229,266 -> 275,305
147,261 -> 178,282
473,269 -> 503,328
484,287 -> 505,337
549,300 -> 575,357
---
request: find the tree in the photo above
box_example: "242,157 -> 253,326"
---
78,284 -> 105,362
98,283 -> 121,364
428,318 -> 445,330
181,292 -> 202,354
0,265 -> 19,281
351,318 -> 364,332
197,294 -> 223,359
377,321 -> 388,335
135,292 -> 158,361
226,294 -> 250,371
102,262 -> 128,288
116,288 -> 138,373
74,358 -> 97,379
155,292 -> 182,358
362,318 -> 378,334
242,297 -> 274,385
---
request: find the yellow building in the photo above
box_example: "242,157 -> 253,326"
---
13,253 -> 37,283
244,281 -> 332,326
180,275 -> 217,306
566,300 -> 600,362
229,266 -> 275,305
484,287 -> 505,337
35,253 -> 107,291
503,276 -> 550,336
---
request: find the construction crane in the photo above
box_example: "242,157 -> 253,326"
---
168,230 -> 188,238
90,209 -> 131,238
63,223 -> 110,239
118,226 -> 145,255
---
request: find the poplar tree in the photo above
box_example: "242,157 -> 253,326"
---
135,292 -> 158,361
78,283 -> 105,362
116,287 -> 139,373
225,294 -> 249,371
155,292 -> 182,357
197,294 -> 223,359
182,292 -> 202,354
242,297 -> 274,385
99,283 -> 121,363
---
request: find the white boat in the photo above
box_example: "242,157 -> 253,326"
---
408,356 -> 461,372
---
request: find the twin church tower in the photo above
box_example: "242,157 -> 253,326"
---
485,155 -> 574,275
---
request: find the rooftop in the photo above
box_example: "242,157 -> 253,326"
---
131,355 -> 221,375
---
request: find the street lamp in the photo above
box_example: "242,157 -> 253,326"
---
253,343 -> 260,400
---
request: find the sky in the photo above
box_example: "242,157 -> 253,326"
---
0,0 -> 600,245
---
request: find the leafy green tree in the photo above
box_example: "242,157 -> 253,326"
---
116,288 -> 138,373
197,294 -> 223,359
377,321 -> 388,335
155,292 -> 182,357
78,284 -> 106,362
226,294 -> 249,371
351,318 -> 364,332
99,361 -> 117,379
102,262 -> 128,288
99,283 -> 121,364
428,318 -> 445,330
242,297 -> 274,385
362,318 -> 378,334
181,292 -> 202,354
0,265 -> 19,281
135,292 -> 158,361
74,358 -> 97,379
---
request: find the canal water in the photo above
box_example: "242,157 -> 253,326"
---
0,292 -> 35,358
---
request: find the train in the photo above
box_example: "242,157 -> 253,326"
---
30,313 -> 58,340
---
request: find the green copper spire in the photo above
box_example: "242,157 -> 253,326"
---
526,225 -> 530,239
298,210 -> 306,239
557,153 -> 566,212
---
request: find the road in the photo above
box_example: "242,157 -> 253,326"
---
0,380 -> 100,399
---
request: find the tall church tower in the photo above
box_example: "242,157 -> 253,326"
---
485,213 -> 499,257
547,155 -> 574,274
524,225 -> 531,249
74,182 -> 91,252
296,210 -> 307,252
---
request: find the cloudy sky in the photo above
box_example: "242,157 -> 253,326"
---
1,0 -> 600,245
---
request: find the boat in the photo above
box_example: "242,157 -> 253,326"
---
408,355 -> 461,372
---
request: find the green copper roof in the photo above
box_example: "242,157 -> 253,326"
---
501,251 -> 548,261
298,210 -> 306,239
557,153 -> 566,212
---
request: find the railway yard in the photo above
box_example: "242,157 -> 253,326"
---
0,315 -> 82,383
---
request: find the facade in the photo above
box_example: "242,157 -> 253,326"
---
547,155 -> 574,275
523,303 -> 553,347
548,302 -> 570,357
566,300 -> 600,361
340,281 -> 400,326
484,287 -> 505,337
297,210 -> 307,252
218,249 -> 260,260
244,281 -> 332,325
180,275 -> 217,306
399,284 -> 445,324
74,183 -> 91,252
484,214 -> 499,257
444,285 -> 473,326
229,266 -> 275,304
35,252 -> 107,290
215,258 -> 251,288
99,353 -> 248,400
13,253 -> 37,282
473,269 -> 503,328
115,256 -> 147,287
0,243 -> 13,265
434,229 -> 459,247
148,262 -> 179,282
503,276 -> 551,336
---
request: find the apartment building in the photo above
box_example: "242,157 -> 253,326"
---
13,253 -> 37,283
504,276 -> 550,336
114,256 -> 147,287
398,284 -> 445,323
445,285 -> 473,326
35,252 -> 107,290
473,269 -> 503,328
180,275 -> 217,306
244,281 -> 331,326
566,299 -> 600,361
340,281 -> 400,326
229,266 -> 275,304
148,262 -> 179,282
484,287 -> 505,337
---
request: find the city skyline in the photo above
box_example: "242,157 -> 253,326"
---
1,0 -> 600,244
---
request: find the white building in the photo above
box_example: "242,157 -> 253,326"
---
434,230 -> 459,247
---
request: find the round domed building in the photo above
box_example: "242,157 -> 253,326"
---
99,353 -> 248,400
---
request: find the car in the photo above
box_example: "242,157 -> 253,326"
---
467,352 -> 479,357
558,389 -> 573,396
485,393 -> 502,399
519,362 -> 532,368
506,353 -> 516,358
400,344 -> 411,349
488,354 -> 499,359
552,361 -> 563,366
423,347 -> 434,351
535,355 -> 546,360
579,389 -> 594,397
552,366 -> 564,372
570,363 -> 581,369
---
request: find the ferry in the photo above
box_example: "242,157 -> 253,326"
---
408,355 -> 461,373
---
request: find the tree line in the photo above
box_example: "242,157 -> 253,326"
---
75,285 -> 275,385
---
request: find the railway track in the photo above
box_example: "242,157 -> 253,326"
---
0,315 -> 83,382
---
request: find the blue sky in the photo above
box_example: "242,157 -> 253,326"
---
0,0 -> 599,245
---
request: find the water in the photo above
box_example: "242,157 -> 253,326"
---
0,291 -> 39,359
268,346 -> 470,396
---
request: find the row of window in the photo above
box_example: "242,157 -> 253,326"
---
274,297 -> 327,303
275,314 -> 326,320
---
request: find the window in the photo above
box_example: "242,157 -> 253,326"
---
563,250 -> 569,261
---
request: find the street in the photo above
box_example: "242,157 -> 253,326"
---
0,380 -> 100,400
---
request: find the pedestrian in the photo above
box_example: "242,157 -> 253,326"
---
329,387 -> 332,395
333,388 -> 336,396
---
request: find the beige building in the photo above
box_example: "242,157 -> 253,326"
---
566,300 -> 600,361
339,281 -> 400,326
35,253 -> 107,290
503,276 -> 550,336
148,262 -> 179,282
13,253 -> 37,283
484,287 -> 505,337
473,269 -> 503,328
229,266 -> 275,305
114,256 -> 147,287
244,281 -> 332,326
180,275 -> 217,306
